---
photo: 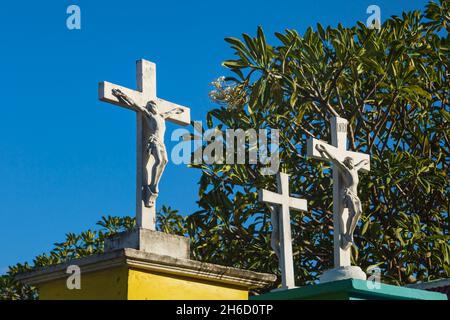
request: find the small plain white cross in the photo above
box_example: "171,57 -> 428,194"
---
258,172 -> 308,290
98,59 -> 190,230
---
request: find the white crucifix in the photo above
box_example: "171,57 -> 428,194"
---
98,59 -> 190,230
258,172 -> 308,290
307,117 -> 370,271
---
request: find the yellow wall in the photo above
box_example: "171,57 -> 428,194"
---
38,267 -> 248,300
39,267 -> 128,300
127,268 -> 248,300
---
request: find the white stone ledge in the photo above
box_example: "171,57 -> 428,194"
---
16,248 -> 276,289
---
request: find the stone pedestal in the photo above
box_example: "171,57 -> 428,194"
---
104,228 -> 190,259
16,231 -> 276,300
251,279 -> 447,300
319,266 -> 367,283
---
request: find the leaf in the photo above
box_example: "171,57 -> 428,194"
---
440,109 -> 450,122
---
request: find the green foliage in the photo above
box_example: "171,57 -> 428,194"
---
191,0 -> 449,288
0,207 -> 183,300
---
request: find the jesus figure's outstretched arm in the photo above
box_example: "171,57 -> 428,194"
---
316,144 -> 351,175
112,89 -> 151,117
161,107 -> 184,119
354,159 -> 369,171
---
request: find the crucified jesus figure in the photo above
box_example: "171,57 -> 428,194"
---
112,88 -> 184,207
316,144 -> 369,250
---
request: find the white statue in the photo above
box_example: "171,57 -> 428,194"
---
112,89 -> 184,207
316,144 -> 369,250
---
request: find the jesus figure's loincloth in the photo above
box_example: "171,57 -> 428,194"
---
342,188 -> 361,209
146,135 -> 166,154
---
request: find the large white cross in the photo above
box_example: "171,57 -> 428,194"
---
307,117 -> 370,268
258,172 -> 308,290
98,59 -> 190,230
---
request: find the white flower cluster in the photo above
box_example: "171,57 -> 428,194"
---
209,76 -> 241,108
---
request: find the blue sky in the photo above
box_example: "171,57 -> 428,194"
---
0,0 -> 428,272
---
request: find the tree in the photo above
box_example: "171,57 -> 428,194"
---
191,0 -> 449,287
1,207 -> 185,300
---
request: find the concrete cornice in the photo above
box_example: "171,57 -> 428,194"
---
15,249 -> 276,289
406,278 -> 450,290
